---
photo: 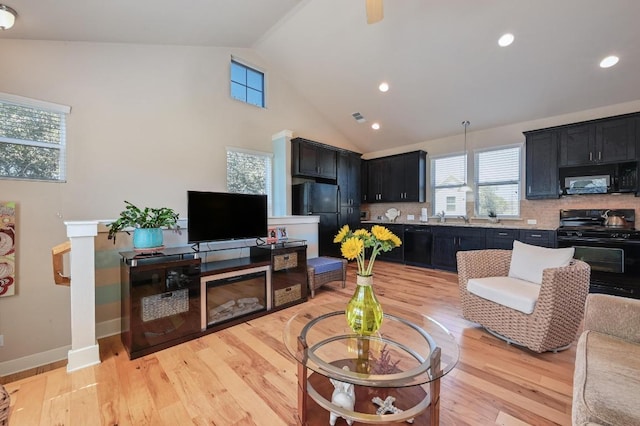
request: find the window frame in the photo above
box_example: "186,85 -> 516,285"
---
226,147 -> 273,216
0,92 -> 71,183
474,144 -> 523,218
430,152 -> 468,217
230,56 -> 266,108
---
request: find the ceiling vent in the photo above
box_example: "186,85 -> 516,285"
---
352,112 -> 366,123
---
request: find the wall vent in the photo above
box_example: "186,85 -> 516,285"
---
352,112 -> 366,123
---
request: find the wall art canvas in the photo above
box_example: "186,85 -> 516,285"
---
0,201 -> 16,297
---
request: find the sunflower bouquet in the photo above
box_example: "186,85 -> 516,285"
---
333,225 -> 402,277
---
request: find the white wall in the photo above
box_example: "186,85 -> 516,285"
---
0,39 -> 352,367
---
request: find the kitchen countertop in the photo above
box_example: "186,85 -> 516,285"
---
361,219 -> 554,231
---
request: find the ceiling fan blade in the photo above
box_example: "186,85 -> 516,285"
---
366,0 -> 383,24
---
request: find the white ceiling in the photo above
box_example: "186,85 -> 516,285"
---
2,0 -> 639,153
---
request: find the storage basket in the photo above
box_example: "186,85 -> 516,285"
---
274,284 -> 301,306
141,288 -> 189,322
273,252 -> 298,271
0,384 -> 9,426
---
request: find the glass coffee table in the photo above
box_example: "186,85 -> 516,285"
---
284,303 -> 459,425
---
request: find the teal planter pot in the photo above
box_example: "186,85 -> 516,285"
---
133,228 -> 163,249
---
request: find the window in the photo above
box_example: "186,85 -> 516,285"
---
475,145 -> 521,217
226,148 -> 272,214
230,58 -> 265,108
431,154 -> 467,216
0,93 -> 70,182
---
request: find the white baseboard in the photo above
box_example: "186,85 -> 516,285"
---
0,317 -> 122,377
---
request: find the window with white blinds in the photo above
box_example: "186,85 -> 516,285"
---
475,146 -> 521,217
431,154 -> 467,216
226,148 -> 273,215
0,93 -> 70,182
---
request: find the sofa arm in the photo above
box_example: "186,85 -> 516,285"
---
583,293 -> 640,343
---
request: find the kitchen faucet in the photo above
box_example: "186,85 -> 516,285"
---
458,215 -> 470,224
436,210 -> 446,223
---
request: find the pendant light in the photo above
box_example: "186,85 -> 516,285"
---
459,120 -> 472,192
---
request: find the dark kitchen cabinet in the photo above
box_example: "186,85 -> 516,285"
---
364,151 -> 427,203
291,137 -> 337,180
559,117 -> 636,166
339,206 -> 361,232
485,228 -> 519,249
559,124 -> 594,167
387,151 -> 427,202
378,224 -> 404,262
337,151 -> 362,207
524,130 -> 560,199
519,229 -> 555,248
360,159 -> 369,203
596,117 -> 636,164
431,226 -> 485,271
365,157 -> 391,202
362,223 -> 404,263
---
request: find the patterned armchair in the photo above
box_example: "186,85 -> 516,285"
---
456,248 -> 590,353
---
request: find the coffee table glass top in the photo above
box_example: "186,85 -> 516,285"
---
284,303 -> 459,388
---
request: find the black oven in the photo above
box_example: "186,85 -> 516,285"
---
557,208 -> 640,299
557,236 -> 640,298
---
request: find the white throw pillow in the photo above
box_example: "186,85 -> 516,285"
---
508,240 -> 575,285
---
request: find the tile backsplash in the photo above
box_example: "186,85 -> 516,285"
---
363,193 -> 640,230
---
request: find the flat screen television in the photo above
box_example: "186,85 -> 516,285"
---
187,191 -> 268,243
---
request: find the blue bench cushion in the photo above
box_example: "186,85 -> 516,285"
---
308,257 -> 344,274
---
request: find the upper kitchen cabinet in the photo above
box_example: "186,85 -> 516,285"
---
524,130 -> 560,199
364,151 -> 427,203
291,137 -> 337,180
559,113 -> 638,167
337,151 -> 362,207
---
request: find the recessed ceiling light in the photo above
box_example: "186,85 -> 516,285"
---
600,55 -> 619,68
378,82 -> 389,92
498,33 -> 514,47
371,122 -> 380,130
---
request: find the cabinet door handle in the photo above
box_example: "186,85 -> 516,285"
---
589,152 -> 593,161
530,234 -> 542,238
598,151 -> 602,160
498,232 -> 508,236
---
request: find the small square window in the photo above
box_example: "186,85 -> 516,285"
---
230,60 -> 265,108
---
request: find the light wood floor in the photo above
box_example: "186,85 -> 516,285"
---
2,262 -> 577,425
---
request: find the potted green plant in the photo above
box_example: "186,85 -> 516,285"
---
488,209 -> 500,224
107,201 -> 180,249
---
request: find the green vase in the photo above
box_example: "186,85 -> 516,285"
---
346,274 -> 383,335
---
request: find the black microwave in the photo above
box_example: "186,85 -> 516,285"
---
560,162 -> 637,195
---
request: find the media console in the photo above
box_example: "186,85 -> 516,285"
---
119,239 -> 308,359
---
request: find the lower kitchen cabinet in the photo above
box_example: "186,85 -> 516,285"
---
519,229 -> 556,248
485,228 -> 519,249
431,227 -> 486,271
363,223 -> 404,263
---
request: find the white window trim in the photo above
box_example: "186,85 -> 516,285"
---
229,55 -> 267,109
474,143 -> 523,218
430,151 -> 468,217
0,92 -> 71,182
225,146 -> 273,215
0,92 -> 71,114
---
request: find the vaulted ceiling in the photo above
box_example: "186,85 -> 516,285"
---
2,0 -> 639,153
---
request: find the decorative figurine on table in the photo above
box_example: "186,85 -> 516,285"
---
372,395 -> 414,423
329,366 -> 355,425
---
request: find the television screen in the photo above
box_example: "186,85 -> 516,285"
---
187,191 -> 268,243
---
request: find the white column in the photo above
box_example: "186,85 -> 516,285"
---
272,129 -> 293,217
64,221 -> 101,372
